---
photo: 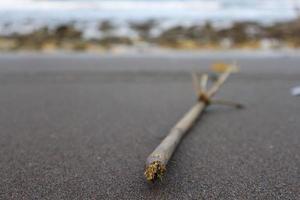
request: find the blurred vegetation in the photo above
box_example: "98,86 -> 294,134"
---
1,19 -> 300,51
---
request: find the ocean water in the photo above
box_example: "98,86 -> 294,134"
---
0,0 -> 300,36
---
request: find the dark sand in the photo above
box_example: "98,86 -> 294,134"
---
0,52 -> 299,199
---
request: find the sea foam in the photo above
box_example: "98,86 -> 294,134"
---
0,0 -> 300,36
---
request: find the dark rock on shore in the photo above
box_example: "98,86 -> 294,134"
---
99,20 -> 116,33
129,20 -> 157,41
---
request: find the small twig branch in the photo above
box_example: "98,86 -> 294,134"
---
192,72 -> 201,95
200,74 -> 208,92
211,99 -> 244,109
206,70 -> 231,97
144,67 -> 240,182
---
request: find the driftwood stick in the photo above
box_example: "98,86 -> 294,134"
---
206,70 -> 231,97
200,74 -> 208,92
192,72 -> 201,95
144,68 -> 236,182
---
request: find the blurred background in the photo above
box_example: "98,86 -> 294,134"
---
0,0 -> 300,52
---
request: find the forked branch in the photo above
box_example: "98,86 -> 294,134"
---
144,64 -> 243,182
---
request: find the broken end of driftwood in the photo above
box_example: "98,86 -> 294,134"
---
144,161 -> 166,182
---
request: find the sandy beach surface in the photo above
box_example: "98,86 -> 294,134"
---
0,52 -> 299,199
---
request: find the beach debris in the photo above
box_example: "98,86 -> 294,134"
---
291,86 -> 300,96
144,63 -> 243,182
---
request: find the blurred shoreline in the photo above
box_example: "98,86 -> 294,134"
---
1,18 -> 300,52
